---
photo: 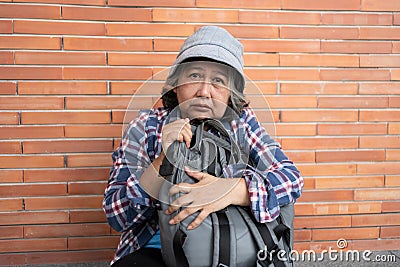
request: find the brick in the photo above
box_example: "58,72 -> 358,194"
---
197,0 -> 280,9
315,176 -> 384,189
294,241 -> 338,253
320,69 -> 390,81
360,82 -> 400,94
108,0 -> 194,7
382,201 -> 400,213
295,215 -> 351,229
214,25 -> 280,39
0,67 -> 62,80
321,12 -> 392,25
14,20 -> 105,35
0,184 -> 66,197
245,68 -> 320,81
15,51 -> 106,65
23,140 -> 113,154
386,175 -> 400,187
107,23 -> 194,36
318,202 -> 381,215
64,37 -> 152,51
0,170 -> 23,183
298,163 -> 356,176
357,162 -> 400,175
63,67 -> 152,80
389,123 -> 400,134
19,81 -> 107,95
361,0 -> 400,11
318,96 -> 388,108
321,40 -> 392,54
280,82 -> 358,95
112,110 -> 140,123
360,110 -> 400,122
282,137 -> 358,150
24,223 -> 109,238
63,6 -> 151,21
68,181 -> 106,195
26,250 -> 114,265
355,188 -> 400,201
0,20 -> 12,33
318,123 -> 387,136
69,210 -> 107,223
313,227 -> 379,241
64,125 -> 121,138
250,95 -> 317,109
67,153 -> 111,167
360,55 -> 400,67
0,126 -> 64,139
392,69 -> 400,80
244,53 -> 279,67
0,112 -> 19,125
280,26 -> 359,39
0,141 -> 21,154
153,38 -> 185,52
0,238 -> 67,253
241,39 -> 320,53
285,151 -> 315,163
0,3 -> 60,19
0,226 -> 23,238
0,199 -> 23,212
294,229 -> 311,241
390,96 -> 400,108
282,0 -> 361,10
0,51 -> 13,64
387,149 -> 400,160
25,196 -> 102,210
111,81 -> 152,95
16,0 -> 105,5
0,96 -> 64,110
280,54 -> 358,67
360,136 -> 400,148
281,110 -> 358,122
360,27 -> 400,40
68,236 -> 119,250
294,203 -> 315,216
352,214 -> 400,227
239,10 -> 320,25
21,111 -> 110,124
153,8 -> 238,23
24,168 -> 109,182
316,150 -> 385,163
395,13 -> 400,25
0,156 -> 64,168
381,226 -> 400,238
108,53 -> 176,67
0,211 -> 69,225
66,96 -> 135,109
0,81 -> 16,94
275,123 -> 316,136
298,190 -> 354,202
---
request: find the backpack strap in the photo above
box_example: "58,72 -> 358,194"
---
172,228 -> 190,267
216,210 -> 231,267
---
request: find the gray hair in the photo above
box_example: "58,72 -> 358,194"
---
161,60 -> 248,115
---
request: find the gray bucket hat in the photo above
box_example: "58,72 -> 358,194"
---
170,26 -> 245,92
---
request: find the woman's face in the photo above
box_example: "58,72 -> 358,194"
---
174,61 -> 231,120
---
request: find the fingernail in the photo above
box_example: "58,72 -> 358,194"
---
187,225 -> 193,230
169,219 -> 174,224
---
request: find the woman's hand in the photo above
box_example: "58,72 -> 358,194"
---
161,118 -> 192,152
166,167 -> 250,230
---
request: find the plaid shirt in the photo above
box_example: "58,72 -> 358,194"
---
103,107 -> 303,264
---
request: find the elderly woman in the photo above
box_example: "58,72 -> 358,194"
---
103,26 -> 303,267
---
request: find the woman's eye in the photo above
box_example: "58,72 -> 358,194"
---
212,77 -> 225,85
189,73 -> 201,80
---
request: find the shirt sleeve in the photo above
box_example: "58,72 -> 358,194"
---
230,108 -> 304,223
102,111 -> 155,233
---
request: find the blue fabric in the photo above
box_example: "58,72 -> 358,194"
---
144,230 -> 161,249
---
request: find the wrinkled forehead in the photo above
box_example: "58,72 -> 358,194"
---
180,60 -> 231,75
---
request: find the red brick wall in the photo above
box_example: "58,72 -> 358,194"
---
0,0 -> 399,265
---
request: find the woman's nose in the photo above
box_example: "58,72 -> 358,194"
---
196,81 -> 212,98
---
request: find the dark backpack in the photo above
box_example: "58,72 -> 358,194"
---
158,118 -> 294,267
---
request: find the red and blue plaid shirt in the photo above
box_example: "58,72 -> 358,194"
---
103,107 -> 303,264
